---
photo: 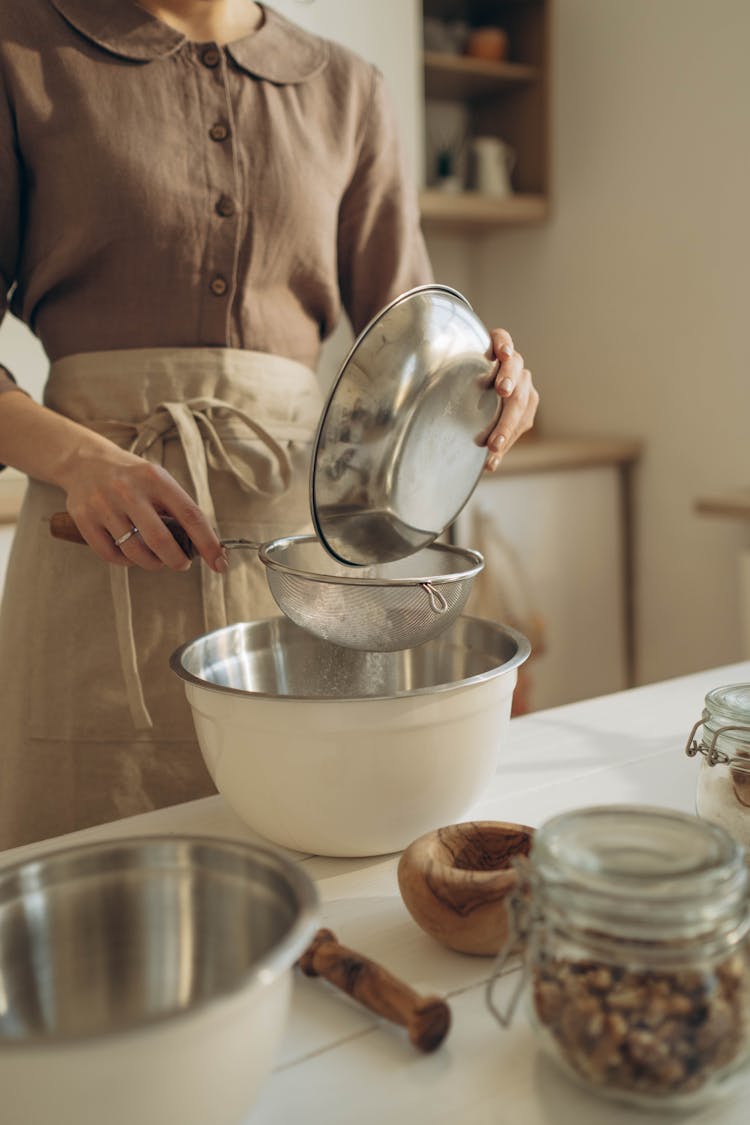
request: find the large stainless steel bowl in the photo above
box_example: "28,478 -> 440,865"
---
311,284 -> 500,565
171,616 -> 531,857
0,836 -> 319,1125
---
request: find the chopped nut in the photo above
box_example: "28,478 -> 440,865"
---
531,948 -> 750,1099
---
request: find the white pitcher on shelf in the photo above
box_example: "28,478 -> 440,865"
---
471,135 -> 515,198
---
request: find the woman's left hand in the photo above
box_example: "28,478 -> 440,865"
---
484,328 -> 539,471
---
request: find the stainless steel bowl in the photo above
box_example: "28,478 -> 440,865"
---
171,616 -> 531,856
0,836 -> 319,1125
172,613 -> 529,701
310,285 -> 499,565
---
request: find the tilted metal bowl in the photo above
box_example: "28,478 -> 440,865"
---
171,615 -> 531,858
311,284 -> 500,566
0,836 -> 319,1125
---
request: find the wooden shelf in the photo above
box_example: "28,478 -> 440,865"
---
694,490 -> 750,520
423,51 -> 539,100
420,189 -> 547,232
498,436 -> 643,477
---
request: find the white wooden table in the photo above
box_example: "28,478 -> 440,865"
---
3,660 -> 750,1124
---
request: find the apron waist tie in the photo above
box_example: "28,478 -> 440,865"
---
98,397 -> 309,731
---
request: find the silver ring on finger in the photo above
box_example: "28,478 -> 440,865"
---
113,526 -> 139,547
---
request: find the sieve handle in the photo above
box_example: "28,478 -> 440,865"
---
50,511 -> 197,558
422,582 -> 449,614
299,927 -> 451,1052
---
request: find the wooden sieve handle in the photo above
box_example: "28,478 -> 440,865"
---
49,511 -> 196,558
298,927 -> 451,1053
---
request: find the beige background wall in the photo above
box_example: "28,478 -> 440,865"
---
468,0 -> 750,684
1,0 -> 747,688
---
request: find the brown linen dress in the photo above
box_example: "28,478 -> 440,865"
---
0,0 -> 433,848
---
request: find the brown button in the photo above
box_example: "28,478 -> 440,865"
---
201,46 -> 221,68
215,195 -> 235,218
209,122 -> 229,142
209,275 -> 228,297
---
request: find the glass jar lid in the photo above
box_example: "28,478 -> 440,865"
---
529,805 -> 749,950
687,682 -> 750,768
704,683 -> 750,729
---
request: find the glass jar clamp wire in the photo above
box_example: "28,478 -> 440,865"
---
685,683 -> 750,847
486,805 -> 750,1111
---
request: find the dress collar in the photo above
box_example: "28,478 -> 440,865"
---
49,1 -> 329,83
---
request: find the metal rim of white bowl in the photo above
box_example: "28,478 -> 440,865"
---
170,615 -> 532,703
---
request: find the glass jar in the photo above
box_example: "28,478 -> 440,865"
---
685,683 -> 750,848
488,806 -> 750,1111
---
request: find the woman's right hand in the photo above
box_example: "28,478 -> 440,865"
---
60,444 -> 228,573
0,390 -> 226,573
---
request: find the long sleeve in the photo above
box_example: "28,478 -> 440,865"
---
337,67 -> 433,335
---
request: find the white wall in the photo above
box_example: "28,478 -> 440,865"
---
275,0 -> 423,173
469,0 -> 750,685
0,305 -> 47,401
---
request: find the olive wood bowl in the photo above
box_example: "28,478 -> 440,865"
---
397,820 -> 534,956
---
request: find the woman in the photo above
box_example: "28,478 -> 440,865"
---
0,0 -> 538,849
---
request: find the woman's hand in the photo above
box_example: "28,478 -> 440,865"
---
0,391 -> 227,572
484,329 -> 539,472
60,444 -> 228,573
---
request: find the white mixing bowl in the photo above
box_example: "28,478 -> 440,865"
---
171,616 -> 530,857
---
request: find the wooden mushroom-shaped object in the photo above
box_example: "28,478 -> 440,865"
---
398,821 -> 534,956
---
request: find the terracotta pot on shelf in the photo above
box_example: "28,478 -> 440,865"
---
465,27 -> 509,63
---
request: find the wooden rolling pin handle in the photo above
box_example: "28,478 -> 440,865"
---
299,927 -> 451,1053
49,511 -> 196,559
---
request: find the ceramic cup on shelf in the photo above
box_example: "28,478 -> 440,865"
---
471,136 -> 515,198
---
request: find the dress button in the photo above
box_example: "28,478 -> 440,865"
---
209,122 -> 229,142
215,195 -> 235,218
209,275 -> 228,297
201,46 -> 221,68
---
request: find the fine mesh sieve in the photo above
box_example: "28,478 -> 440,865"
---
258,536 -> 484,652
49,516 -> 484,653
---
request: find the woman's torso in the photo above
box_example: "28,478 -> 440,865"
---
0,0 -> 432,370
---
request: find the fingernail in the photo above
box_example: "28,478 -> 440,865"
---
491,434 -> 508,453
215,553 -> 229,574
499,377 -> 514,394
487,455 -> 500,472
499,343 -> 514,358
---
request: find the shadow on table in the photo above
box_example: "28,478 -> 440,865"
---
532,1051 -> 737,1124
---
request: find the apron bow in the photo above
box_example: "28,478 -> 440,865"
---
107,396 -> 309,731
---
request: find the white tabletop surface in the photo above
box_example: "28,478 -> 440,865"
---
3,660 -> 750,1124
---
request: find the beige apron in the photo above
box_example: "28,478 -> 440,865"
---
0,347 -> 323,850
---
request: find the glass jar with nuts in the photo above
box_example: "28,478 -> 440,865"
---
487,806 -> 750,1111
686,683 -> 750,848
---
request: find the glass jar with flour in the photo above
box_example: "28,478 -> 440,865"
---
685,683 -> 750,848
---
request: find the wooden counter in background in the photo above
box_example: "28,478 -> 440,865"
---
694,490 -> 750,520
0,440 -> 643,526
499,435 -> 642,476
454,435 -> 643,704
694,487 -> 750,658
507,437 -> 643,686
